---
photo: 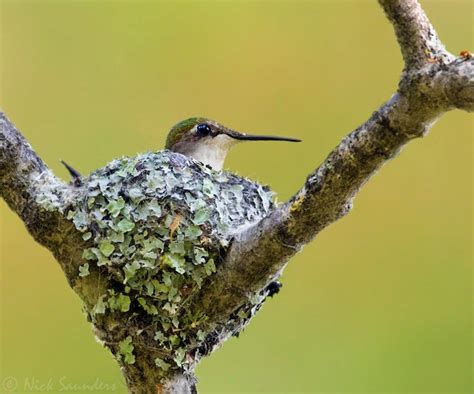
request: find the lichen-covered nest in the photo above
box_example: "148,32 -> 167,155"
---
65,150 -> 274,370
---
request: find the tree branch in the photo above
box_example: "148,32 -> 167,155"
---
191,0 -> 473,325
0,113 -> 110,292
1,0 -> 472,392
0,113 -> 71,250
379,0 -> 452,68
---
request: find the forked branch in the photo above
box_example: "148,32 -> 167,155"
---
192,0 -> 473,324
0,0 -> 472,393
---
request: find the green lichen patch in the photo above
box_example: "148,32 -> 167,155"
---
118,336 -> 136,365
78,263 -> 90,277
66,150 -> 274,372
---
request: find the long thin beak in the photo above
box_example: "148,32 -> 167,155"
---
224,129 -> 301,143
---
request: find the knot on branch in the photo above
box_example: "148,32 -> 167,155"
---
398,57 -> 474,115
440,57 -> 474,112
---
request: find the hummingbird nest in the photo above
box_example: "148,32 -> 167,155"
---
61,150 -> 274,374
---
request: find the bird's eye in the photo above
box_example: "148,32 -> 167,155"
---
196,124 -> 211,136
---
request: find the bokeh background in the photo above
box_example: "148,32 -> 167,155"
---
0,0 -> 472,393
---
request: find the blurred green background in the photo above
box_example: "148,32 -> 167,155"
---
0,0 -> 472,393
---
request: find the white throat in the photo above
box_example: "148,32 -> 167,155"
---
185,134 -> 236,170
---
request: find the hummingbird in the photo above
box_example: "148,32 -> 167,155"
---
61,117 -> 301,182
165,117 -> 301,170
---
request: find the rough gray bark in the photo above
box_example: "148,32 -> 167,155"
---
0,0 -> 472,393
190,0 -> 473,326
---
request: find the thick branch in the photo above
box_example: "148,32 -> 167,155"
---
192,2 -> 473,323
0,113 -> 91,284
122,365 -> 196,394
0,113 -> 70,248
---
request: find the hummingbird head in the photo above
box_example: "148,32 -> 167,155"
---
165,117 -> 301,170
